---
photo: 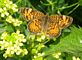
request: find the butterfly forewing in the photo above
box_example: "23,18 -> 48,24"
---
19,7 -> 45,21
49,15 -> 73,29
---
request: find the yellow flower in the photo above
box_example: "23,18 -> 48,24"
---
0,8 -> 3,12
52,52 -> 61,58
72,56 -> 80,60
1,13 -> 5,17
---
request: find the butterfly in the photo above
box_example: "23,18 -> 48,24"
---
19,7 -> 73,38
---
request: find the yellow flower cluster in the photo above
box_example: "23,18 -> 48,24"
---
72,56 -> 80,60
6,15 -> 22,26
0,7 -> 9,17
52,52 -> 61,60
0,0 -> 18,17
4,0 -> 18,12
33,53 -> 45,60
0,0 -> 22,26
0,30 -> 28,58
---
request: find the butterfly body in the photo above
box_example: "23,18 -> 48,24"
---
19,7 -> 73,38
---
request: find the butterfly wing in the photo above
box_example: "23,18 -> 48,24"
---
45,16 -> 61,38
19,7 -> 45,21
28,19 -> 43,35
19,7 -> 45,35
49,15 -> 73,29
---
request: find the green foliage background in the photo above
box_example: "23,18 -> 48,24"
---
0,0 -> 82,60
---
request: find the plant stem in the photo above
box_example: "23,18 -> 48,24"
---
58,2 -> 78,10
67,4 -> 79,15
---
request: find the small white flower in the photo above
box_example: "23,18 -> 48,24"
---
10,51 -> 14,54
14,44 -> 18,48
59,59 -> 62,60
0,41 -> 4,45
22,39 -> 26,42
53,52 -> 61,59
1,46 -> 5,50
9,15 -> 12,19
42,53 -> 45,56
80,40 -> 82,43
3,7 -> 6,11
16,46 -> 20,50
3,53 -> 7,58
73,56 -> 76,60
58,52 -> 61,55
2,40 -> 6,44
13,21 -> 22,26
77,57 -> 80,60
1,32 -> 8,39
41,35 -> 45,40
19,34 -> 25,38
16,49 -> 22,55
1,13 -> 5,17
6,19 -> 12,23
4,12 -> 9,16
37,38 -> 41,42
14,45 -> 18,51
10,47 -> 14,50
16,52 -> 21,55
19,43 -> 23,46
14,48 -> 17,52
15,40 -> 19,44
13,4 -> 17,7
12,19 -> 15,22
54,55 -> 59,58
14,9 -> 18,12
12,7 -> 16,10
9,42 -> 13,45
9,1 -> 13,4
16,30 -> 20,34
38,53 -> 42,56
4,42 -> 9,47
23,49 -> 28,55
34,56 -> 37,58
0,8 -> 3,12
5,50 -> 10,54
6,4 -> 9,7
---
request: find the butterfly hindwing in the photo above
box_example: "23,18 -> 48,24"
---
28,19 -> 43,35
45,16 -> 61,38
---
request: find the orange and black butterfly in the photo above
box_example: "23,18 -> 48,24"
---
19,7 -> 73,38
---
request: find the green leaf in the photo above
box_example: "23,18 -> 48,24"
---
78,0 -> 82,6
57,0 -> 65,7
5,25 -> 14,33
43,26 -> 82,57
66,53 -> 73,60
